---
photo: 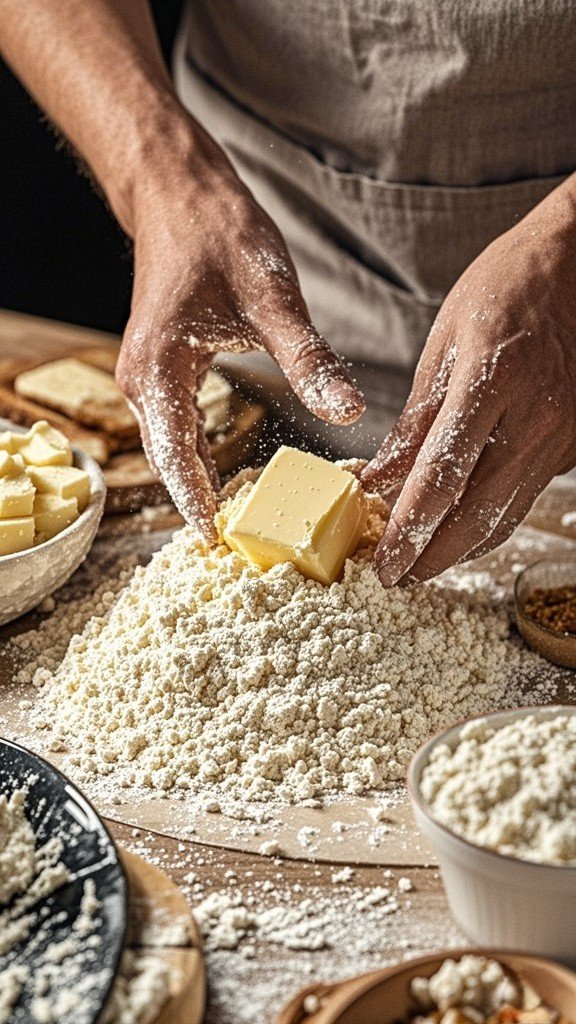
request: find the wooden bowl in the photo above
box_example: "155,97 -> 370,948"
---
277,949 -> 576,1024
514,557 -> 576,668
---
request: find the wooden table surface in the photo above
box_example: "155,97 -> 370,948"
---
2,309 -> 576,1024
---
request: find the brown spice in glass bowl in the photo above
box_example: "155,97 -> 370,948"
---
524,585 -> 576,635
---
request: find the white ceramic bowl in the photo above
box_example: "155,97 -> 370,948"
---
0,418 -> 106,626
408,705 -> 576,963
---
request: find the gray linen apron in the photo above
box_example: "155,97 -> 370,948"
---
173,1 -> 576,456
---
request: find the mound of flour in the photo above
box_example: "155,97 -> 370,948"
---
28,476 -> 525,804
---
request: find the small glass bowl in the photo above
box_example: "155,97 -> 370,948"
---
514,556 -> 576,668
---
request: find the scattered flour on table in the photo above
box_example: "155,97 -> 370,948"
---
193,881 -> 406,952
421,712 -> 576,864
11,471 -> 537,805
123,827 -> 466,1024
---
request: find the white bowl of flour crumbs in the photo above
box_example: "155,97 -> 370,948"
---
408,706 -> 576,960
0,417 -> 105,625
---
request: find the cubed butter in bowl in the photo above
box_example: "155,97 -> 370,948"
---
223,446 -> 367,585
0,418 -> 106,626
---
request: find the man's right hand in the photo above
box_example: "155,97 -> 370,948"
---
116,117 -> 364,537
0,0 -> 364,538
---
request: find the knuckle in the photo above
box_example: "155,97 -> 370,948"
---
115,350 -> 139,403
287,332 -> 329,372
407,556 -> 445,584
417,457 -> 468,501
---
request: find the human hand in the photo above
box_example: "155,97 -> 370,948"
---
116,117 -> 364,538
362,180 -> 576,585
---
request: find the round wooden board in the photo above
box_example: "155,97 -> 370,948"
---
120,850 -> 205,1024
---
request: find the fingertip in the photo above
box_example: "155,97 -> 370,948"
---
301,377 -> 365,425
372,518 -> 410,588
191,511 -> 219,545
361,462 -> 385,490
377,565 -> 397,589
396,572 -> 425,588
174,489 -> 219,543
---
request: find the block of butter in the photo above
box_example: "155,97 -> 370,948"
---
0,468 -> 36,517
0,516 -> 35,556
27,465 -> 91,513
223,446 -> 367,584
33,493 -> 79,542
0,451 -> 35,517
0,451 -> 26,477
17,421 -> 73,468
0,431 -> 17,454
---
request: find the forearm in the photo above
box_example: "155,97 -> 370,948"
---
0,0 -> 209,234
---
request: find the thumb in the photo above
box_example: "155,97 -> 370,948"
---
261,311 -> 365,426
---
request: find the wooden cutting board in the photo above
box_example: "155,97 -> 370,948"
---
0,316 -> 265,512
120,849 -> 205,1024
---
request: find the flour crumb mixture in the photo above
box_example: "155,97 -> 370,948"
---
27,473 -> 526,803
421,713 -> 576,864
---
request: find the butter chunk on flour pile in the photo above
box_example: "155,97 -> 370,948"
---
31,473 -> 524,803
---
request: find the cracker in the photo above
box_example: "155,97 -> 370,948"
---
14,358 -> 138,438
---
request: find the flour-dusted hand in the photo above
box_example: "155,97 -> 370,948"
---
116,123 -> 364,538
362,179 -> 576,585
0,0 -> 364,542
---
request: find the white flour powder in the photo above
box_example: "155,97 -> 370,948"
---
0,967 -> 27,1024
421,713 -> 576,864
0,788 -> 37,905
193,881 -> 405,952
23,474 -> 526,804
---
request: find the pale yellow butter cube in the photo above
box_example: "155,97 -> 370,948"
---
0,451 -> 26,477
27,465 -> 90,513
0,470 -> 36,517
0,431 -> 17,454
223,446 -> 367,585
0,451 -> 36,517
0,451 -> 14,476
33,493 -> 78,542
0,516 -> 35,556
18,421 -> 73,467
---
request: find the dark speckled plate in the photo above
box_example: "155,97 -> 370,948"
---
0,738 -> 127,1024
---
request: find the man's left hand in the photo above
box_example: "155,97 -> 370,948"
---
362,179 -> 576,586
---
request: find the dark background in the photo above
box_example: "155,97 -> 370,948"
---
0,1 -> 183,335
